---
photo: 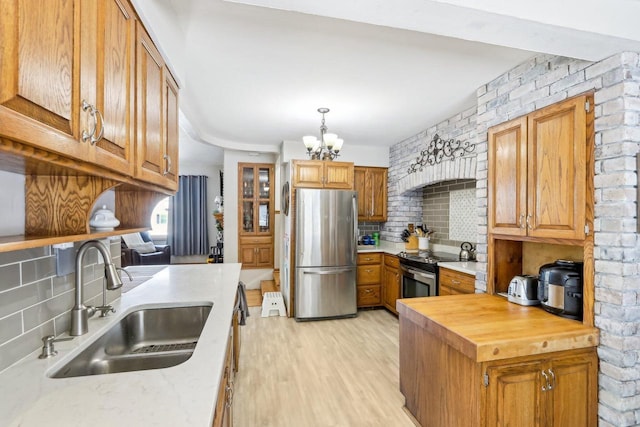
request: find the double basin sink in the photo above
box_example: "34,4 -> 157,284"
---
51,304 -> 212,378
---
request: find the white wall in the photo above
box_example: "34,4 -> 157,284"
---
281,140 -> 389,167
280,163 -> 292,311
0,171 -> 24,236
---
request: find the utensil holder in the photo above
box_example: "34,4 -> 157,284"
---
418,237 -> 430,250
405,236 -> 418,252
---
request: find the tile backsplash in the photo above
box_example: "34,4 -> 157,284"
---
449,188 -> 477,243
422,179 -> 476,247
0,238 -> 121,372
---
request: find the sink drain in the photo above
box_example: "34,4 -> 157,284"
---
132,341 -> 197,354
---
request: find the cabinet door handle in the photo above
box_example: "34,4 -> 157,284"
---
451,279 -> 460,285
90,107 -> 105,145
547,368 -> 555,390
526,214 -> 533,230
518,214 -> 525,229
366,269 -> 373,273
541,370 -> 549,391
163,154 -> 172,175
81,100 -> 98,142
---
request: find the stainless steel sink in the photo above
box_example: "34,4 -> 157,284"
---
51,304 -> 212,378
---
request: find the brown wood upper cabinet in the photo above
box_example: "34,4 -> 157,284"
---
291,160 -> 354,189
0,0 -> 137,174
135,22 -> 179,191
354,166 -> 387,222
488,95 -> 590,241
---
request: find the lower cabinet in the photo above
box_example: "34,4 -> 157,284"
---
239,236 -> 273,268
382,254 -> 400,314
439,267 -> 475,295
399,311 -> 598,427
356,252 -> 382,307
485,351 -> 598,427
212,308 -> 241,427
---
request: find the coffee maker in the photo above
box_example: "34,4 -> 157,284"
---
537,260 -> 583,320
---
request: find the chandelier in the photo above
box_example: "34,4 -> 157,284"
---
302,108 -> 344,161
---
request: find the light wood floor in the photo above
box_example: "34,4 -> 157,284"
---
233,307 -> 416,427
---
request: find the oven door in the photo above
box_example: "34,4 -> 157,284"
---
400,264 -> 437,298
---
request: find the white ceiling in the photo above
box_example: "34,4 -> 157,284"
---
135,0 -> 640,163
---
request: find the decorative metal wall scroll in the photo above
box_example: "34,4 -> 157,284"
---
407,134 -> 475,174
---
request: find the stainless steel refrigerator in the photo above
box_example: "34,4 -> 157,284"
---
295,188 -> 358,320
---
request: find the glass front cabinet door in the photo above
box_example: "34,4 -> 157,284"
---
238,163 -> 274,268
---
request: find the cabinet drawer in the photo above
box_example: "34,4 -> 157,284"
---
357,252 -> 382,265
357,265 -> 381,285
384,254 -> 399,268
239,236 -> 272,245
439,285 -> 468,296
357,285 -> 381,306
439,268 -> 475,294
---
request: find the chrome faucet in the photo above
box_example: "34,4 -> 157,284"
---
70,240 -> 124,336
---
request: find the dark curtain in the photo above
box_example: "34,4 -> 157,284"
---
168,175 -> 209,256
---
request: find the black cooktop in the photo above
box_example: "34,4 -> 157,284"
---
398,250 -> 459,272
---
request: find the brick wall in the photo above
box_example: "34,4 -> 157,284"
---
475,52 -> 639,427
384,106 -> 477,243
388,51 -> 640,425
0,238 -> 121,372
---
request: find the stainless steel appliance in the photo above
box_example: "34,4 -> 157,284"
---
295,189 -> 358,320
507,275 -> 540,306
398,250 -> 458,298
537,260 -> 584,320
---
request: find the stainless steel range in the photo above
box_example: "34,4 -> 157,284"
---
398,250 -> 458,298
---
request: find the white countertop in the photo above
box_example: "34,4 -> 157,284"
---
0,263 -> 241,427
357,241 -> 403,255
438,261 -> 481,276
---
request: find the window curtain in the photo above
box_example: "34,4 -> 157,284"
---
168,175 -> 209,256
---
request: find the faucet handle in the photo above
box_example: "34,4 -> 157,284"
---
95,305 -> 116,317
117,267 -> 133,282
39,335 -> 73,359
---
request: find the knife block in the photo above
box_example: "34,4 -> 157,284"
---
405,236 -> 418,252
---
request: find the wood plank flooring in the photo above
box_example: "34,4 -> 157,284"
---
233,307 -> 416,427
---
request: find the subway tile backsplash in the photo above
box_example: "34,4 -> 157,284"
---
422,179 -> 476,247
0,238 -> 122,373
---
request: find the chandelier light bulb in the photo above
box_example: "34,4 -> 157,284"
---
303,136 -> 317,149
324,133 -> 338,149
301,108 -> 345,161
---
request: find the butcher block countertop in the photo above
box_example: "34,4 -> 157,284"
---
397,293 -> 599,362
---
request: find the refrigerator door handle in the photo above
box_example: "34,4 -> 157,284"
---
303,268 -> 354,275
353,194 -> 358,247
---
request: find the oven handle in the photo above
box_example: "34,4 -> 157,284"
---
401,265 -> 436,280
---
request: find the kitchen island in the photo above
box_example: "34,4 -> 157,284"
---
0,263 -> 241,427
398,293 -> 599,427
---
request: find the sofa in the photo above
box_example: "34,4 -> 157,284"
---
121,231 -> 171,267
